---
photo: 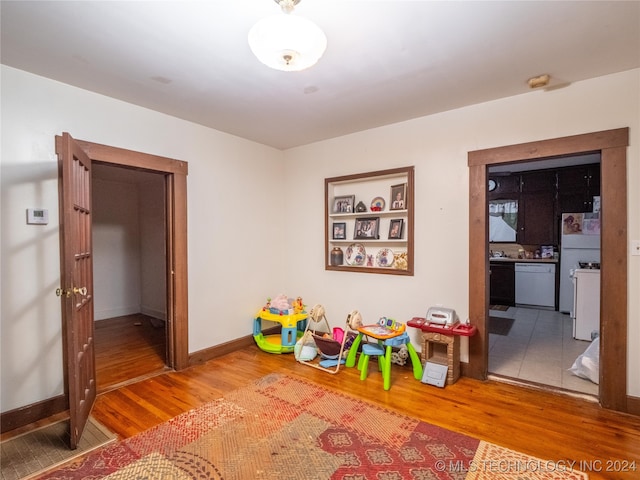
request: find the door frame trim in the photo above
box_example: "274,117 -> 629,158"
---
76,139 -> 190,370
467,127 -> 628,412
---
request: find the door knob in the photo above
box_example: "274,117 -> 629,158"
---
56,287 -> 87,297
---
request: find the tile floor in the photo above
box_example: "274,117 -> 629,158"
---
488,306 -> 599,396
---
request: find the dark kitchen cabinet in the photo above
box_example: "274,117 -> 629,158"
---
488,174 -> 520,200
488,163 -> 600,246
518,192 -> 555,245
520,170 -> 556,193
557,163 -> 600,213
517,171 -> 555,245
490,262 -> 515,306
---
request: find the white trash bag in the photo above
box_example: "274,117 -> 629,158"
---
569,336 -> 599,384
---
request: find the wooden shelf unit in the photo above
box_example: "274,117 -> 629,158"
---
325,166 -> 414,275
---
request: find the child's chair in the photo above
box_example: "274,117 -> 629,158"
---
358,343 -> 385,380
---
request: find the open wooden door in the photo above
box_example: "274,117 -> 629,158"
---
56,132 -> 96,449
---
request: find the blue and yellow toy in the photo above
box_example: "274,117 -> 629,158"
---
253,296 -> 308,354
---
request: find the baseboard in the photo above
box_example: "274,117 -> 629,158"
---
140,306 -> 166,321
188,330 -> 267,366
1,394 -> 67,434
94,305 -> 140,321
460,361 -> 471,378
627,394 -> 640,416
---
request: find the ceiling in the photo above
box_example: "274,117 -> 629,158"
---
1,1 -> 639,150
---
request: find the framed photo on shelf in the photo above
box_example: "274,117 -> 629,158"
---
388,219 -> 404,239
333,195 -> 355,213
332,222 -> 346,240
390,183 -> 407,210
354,217 -> 380,240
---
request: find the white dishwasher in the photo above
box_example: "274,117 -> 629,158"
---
515,263 -> 556,308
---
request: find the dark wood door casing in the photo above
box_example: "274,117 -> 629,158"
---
468,128 -> 629,413
74,138 -> 190,370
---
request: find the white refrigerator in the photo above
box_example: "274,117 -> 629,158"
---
559,213 -> 600,313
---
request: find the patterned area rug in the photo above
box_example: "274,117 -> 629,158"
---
1,416 -> 116,480
33,374 -> 588,479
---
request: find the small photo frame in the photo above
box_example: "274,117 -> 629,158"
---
333,195 -> 355,213
388,219 -> 404,239
390,183 -> 407,210
354,217 -> 380,240
332,222 -> 346,240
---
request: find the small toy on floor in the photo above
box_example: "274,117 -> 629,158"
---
391,344 -> 409,366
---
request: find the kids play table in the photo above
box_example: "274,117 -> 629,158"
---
345,321 -> 423,390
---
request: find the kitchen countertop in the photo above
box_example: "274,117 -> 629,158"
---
489,257 -> 558,264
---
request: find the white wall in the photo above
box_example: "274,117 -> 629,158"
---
93,177 -> 143,320
281,69 -> 640,396
139,176 -> 167,320
92,173 -> 166,321
1,65 -> 638,414
0,65 -> 285,412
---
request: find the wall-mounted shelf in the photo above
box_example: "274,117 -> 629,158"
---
325,166 -> 414,275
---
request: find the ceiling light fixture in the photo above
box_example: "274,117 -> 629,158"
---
248,0 -> 327,72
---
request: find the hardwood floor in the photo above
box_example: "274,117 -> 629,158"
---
92,344 -> 639,480
95,313 -> 168,392
6,321 -> 640,479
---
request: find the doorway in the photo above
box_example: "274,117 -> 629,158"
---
73,137 -> 190,372
486,156 -> 601,396
468,128 -> 629,413
56,134 -> 189,445
92,163 -> 168,391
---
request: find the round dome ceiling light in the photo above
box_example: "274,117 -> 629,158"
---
248,0 -> 327,72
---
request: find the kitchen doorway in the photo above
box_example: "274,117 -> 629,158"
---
468,128 -> 629,413
486,156 -> 601,396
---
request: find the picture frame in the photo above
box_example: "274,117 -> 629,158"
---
332,222 -> 346,240
388,219 -> 404,239
332,195 -> 355,213
390,183 -> 407,210
354,217 -> 380,240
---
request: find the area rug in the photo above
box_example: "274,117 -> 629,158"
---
1,416 -> 116,480
489,316 -> 515,336
33,374 -> 587,479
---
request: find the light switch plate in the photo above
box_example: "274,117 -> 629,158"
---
27,208 -> 49,225
632,240 -> 640,256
